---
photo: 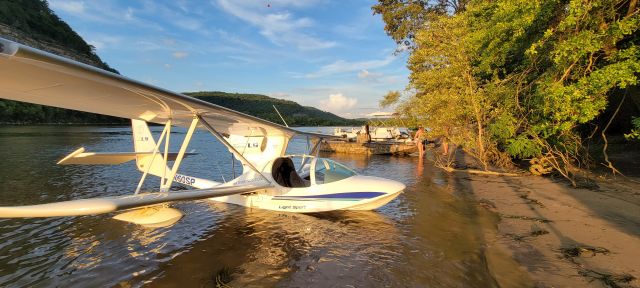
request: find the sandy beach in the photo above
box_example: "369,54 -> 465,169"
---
451,162 -> 640,287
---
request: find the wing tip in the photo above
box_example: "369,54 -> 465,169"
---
0,38 -> 19,56
57,147 -> 86,165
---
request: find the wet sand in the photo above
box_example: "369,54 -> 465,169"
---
449,159 -> 640,287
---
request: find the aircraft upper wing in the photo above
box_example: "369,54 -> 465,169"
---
0,37 -> 338,138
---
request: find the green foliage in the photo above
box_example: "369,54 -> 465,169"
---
372,0 -> 467,49
625,117 -> 640,140
488,112 -> 517,141
0,0 -> 85,53
380,91 -> 401,108
506,135 -> 541,159
0,0 -> 117,73
0,99 -> 127,124
374,0 -> 640,175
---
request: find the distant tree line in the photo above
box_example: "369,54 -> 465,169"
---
0,100 -> 127,124
188,91 -> 364,126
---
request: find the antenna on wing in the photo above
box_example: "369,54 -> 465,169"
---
272,105 -> 289,127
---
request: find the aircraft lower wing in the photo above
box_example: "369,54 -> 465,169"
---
0,183 -> 271,218
56,147 -> 196,165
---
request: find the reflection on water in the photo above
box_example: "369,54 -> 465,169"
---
0,126 -> 529,287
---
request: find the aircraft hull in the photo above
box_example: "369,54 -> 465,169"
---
207,175 -> 405,213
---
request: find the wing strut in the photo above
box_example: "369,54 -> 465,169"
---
298,136 -> 323,170
162,119 -> 171,186
197,115 -> 271,185
133,117 -> 198,194
161,117 -> 198,191
134,120 -> 170,194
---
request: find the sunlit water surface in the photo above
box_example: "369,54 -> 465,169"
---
0,126 -> 529,287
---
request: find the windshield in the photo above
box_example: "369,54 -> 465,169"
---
288,155 -> 313,178
313,158 -> 357,184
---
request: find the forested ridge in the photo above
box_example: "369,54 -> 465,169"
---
188,91 -> 363,126
0,0 -> 359,126
374,0 -> 640,183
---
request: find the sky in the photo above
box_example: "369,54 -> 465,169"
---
48,0 -> 409,118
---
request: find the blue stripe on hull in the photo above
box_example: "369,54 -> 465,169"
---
273,192 -> 386,201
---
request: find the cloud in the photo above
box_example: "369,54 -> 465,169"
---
319,93 -> 357,113
227,55 -> 255,63
358,69 -> 382,79
49,0 -> 85,14
263,0 -> 320,8
173,51 -> 189,59
216,0 -> 335,50
174,18 -> 203,31
124,7 -> 134,20
86,34 -> 122,51
138,2 -> 208,33
49,1 -> 164,31
305,55 -> 396,78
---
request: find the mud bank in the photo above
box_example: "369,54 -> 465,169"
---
457,170 -> 640,287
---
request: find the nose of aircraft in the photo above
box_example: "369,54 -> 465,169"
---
352,175 -> 405,195
384,178 -> 406,194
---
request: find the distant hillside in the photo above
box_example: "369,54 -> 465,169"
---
0,0 -> 117,72
187,91 -> 363,126
0,0 -> 124,124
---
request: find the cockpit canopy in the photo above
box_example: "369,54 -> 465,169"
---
271,155 -> 357,188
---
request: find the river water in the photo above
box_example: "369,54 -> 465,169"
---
0,126 -> 530,287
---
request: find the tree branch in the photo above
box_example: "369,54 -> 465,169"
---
601,91 -> 626,176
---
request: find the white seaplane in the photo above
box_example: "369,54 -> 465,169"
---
0,37 -> 404,226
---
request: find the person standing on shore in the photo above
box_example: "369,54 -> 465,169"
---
364,124 -> 371,143
414,125 -> 425,158
441,126 -> 449,155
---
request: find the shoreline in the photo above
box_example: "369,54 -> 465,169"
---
447,158 -> 640,287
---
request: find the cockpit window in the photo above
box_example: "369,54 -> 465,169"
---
289,155 -> 312,177
313,158 -> 356,184
271,157 -> 310,188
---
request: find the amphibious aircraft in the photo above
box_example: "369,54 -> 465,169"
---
0,37 -> 404,226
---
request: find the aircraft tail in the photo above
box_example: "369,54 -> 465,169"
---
131,120 -> 219,189
131,119 -> 172,178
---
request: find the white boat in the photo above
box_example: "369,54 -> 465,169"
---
369,127 -> 413,143
333,127 -> 360,141
334,126 -> 413,143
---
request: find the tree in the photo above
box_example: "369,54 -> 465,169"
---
405,13 -> 510,169
375,0 -> 640,181
372,0 -> 467,50
380,91 -> 402,108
